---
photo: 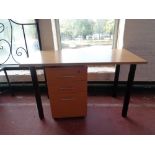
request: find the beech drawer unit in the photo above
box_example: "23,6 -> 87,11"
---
45,66 -> 87,118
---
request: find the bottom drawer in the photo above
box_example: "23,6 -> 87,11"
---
50,93 -> 87,118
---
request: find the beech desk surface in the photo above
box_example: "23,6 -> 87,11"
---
19,48 -> 147,67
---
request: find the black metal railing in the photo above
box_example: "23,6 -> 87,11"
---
0,19 -> 39,65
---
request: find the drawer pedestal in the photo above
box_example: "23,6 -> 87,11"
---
45,66 -> 87,118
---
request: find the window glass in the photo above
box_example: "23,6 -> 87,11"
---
59,19 -> 115,51
0,19 -> 39,64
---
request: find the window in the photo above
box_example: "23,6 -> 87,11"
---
59,19 -> 117,51
0,19 -> 41,82
0,19 -> 40,64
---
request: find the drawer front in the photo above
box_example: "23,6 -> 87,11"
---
45,66 -> 87,82
48,81 -> 87,94
50,92 -> 87,118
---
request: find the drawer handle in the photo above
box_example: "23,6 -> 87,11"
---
59,87 -> 74,90
62,75 -> 75,78
61,98 -> 74,101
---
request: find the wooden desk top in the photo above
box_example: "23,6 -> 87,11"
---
2,49 -> 147,67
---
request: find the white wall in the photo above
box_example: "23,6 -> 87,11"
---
38,19 -> 54,50
119,19 -> 155,81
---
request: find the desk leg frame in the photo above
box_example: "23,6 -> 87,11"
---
30,66 -> 44,120
112,64 -> 120,97
122,64 -> 136,117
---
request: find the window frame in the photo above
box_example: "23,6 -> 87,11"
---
52,19 -> 120,51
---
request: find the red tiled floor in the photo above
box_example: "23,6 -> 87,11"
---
0,87 -> 155,135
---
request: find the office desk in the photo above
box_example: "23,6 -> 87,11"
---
7,48 -> 147,119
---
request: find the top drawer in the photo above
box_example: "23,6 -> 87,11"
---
45,66 -> 87,82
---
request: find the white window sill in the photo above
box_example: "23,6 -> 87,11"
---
0,69 -> 45,82
0,66 -> 115,82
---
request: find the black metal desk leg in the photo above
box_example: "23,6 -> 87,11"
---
30,66 -> 44,120
112,64 -> 120,97
3,69 -> 14,96
43,67 -> 49,98
122,64 -> 136,117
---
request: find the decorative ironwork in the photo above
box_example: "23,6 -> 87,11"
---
0,19 -> 37,65
0,23 -> 4,33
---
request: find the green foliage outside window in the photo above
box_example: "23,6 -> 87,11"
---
60,19 -> 114,40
